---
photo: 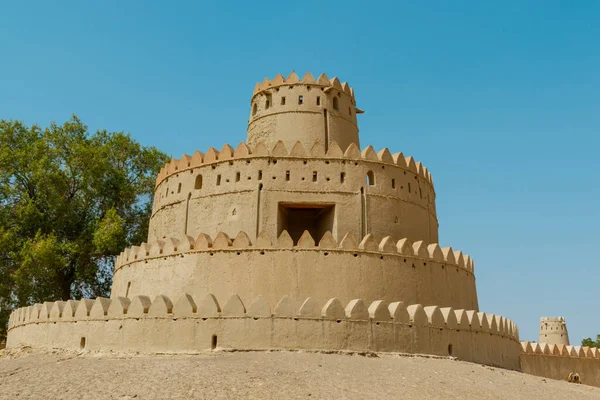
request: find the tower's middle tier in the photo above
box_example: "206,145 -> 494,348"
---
150,141 -> 438,245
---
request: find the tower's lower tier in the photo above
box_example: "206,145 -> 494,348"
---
111,231 -> 478,312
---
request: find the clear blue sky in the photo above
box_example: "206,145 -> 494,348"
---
1,1 -> 598,343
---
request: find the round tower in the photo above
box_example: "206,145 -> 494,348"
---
247,71 -> 361,154
8,69 -> 526,369
539,317 -> 570,345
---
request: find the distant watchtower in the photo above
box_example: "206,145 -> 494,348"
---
539,317 -> 570,345
247,71 -> 362,154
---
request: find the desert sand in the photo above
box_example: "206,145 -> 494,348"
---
0,348 -> 598,400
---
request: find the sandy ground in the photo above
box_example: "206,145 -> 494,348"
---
0,348 -> 599,400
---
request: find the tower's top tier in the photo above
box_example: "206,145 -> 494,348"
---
247,72 -> 362,154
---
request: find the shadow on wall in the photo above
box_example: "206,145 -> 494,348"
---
277,203 -> 335,244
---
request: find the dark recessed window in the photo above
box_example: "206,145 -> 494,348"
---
366,171 -> 375,186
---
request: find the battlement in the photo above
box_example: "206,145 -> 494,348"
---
252,72 -> 355,101
155,140 -> 433,188
114,230 -> 474,274
540,317 -> 566,323
6,293 -> 520,369
521,342 -> 599,358
520,341 -> 600,387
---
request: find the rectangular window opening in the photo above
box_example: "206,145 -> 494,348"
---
340,172 -> 345,183
392,179 -> 396,189
312,171 -> 318,182
236,172 -> 240,182
177,183 -> 182,193
408,182 -> 411,193
298,95 -> 303,105
316,96 -> 321,106
265,94 -> 272,110
258,170 -> 263,180
281,97 -> 286,105
286,170 -> 290,181
216,175 -> 221,186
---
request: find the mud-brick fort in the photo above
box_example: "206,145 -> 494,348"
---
6,72 -> 600,386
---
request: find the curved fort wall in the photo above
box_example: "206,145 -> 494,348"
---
247,72 -> 360,153
110,230 -> 478,311
520,342 -> 600,387
149,140 -> 438,245
6,293 -> 520,370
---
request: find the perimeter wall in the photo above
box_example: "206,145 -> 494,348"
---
520,342 -> 600,387
7,293 -> 520,370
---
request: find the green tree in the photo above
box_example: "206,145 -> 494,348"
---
581,335 -> 600,348
0,116 -> 169,341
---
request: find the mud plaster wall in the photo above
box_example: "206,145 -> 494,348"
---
247,81 -> 359,152
149,155 -> 438,244
520,343 -> 600,388
110,244 -> 478,311
7,295 -> 520,370
539,317 -> 570,345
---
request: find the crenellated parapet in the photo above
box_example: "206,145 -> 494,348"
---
6,293 -> 520,370
252,72 -> 356,101
155,140 -> 433,188
520,342 -> 600,387
114,230 -> 473,274
521,342 -> 599,358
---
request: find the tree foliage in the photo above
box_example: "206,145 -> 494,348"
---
0,116 -> 168,340
581,335 -> 600,348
